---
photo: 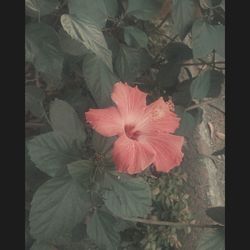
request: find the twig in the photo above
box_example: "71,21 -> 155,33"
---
208,103 -> 225,114
185,97 -> 224,111
25,122 -> 45,129
25,79 -> 37,83
120,216 -> 223,229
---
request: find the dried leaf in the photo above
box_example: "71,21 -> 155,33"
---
215,132 -> 225,140
207,121 -> 215,140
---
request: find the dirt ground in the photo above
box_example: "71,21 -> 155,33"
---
179,88 -> 225,249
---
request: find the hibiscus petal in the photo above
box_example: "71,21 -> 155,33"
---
85,107 -> 123,137
111,82 -> 147,124
135,97 -> 180,134
142,133 -> 184,173
112,134 -> 155,174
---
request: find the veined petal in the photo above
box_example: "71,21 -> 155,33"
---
112,134 -> 155,174
85,107 -> 123,137
111,82 -> 147,124
135,97 -> 180,134
142,133 -> 184,173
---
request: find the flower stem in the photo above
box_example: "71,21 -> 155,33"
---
120,216 -> 223,229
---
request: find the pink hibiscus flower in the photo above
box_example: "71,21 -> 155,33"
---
85,82 -> 184,174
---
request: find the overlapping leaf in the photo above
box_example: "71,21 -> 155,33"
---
172,0 -> 197,40
192,19 -> 225,58
102,172 -> 152,217
123,26 -> 148,48
49,99 -> 86,145
68,0 -> 108,28
86,208 -> 120,250
126,0 -> 161,20
27,132 -> 82,177
61,14 -> 113,70
196,228 -> 225,250
25,0 -> 59,17
82,53 -> 118,107
30,242 -> 56,250
25,23 -> 64,89
25,86 -> 45,118
114,45 -> 152,82
30,176 -> 91,241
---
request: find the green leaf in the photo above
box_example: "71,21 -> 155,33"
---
190,69 -> 224,100
25,23 -> 64,90
92,132 -> 116,161
172,79 -> 192,107
102,172 -> 152,217
49,99 -> 86,145
82,53 -> 118,107
126,0 -> 161,20
192,19 -> 225,58
206,206 -> 225,225
61,14 -> 113,70
68,0 -> 108,28
58,29 -> 88,56
172,0 -> 197,40
25,0 -> 59,17
30,242 -> 56,250
164,42 -> 193,62
67,160 -> 95,188
114,45 -> 152,82
27,132 -> 82,177
175,106 -> 203,137
104,0 -> 119,17
157,63 -> 181,88
25,86 -> 45,118
123,26 -> 148,48
87,208 -> 120,250
196,228 -> 225,250
30,176 -> 91,241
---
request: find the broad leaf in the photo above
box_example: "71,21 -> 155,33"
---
104,0 -> 119,17
30,242 -> 56,250
164,42 -> 193,62
157,63 -> 181,88
58,29 -> 88,56
173,79 -> 192,107
82,53 -> 118,107
206,206 -> 225,225
27,132 -> 82,177
126,0 -> 161,20
87,208 -> 120,250
172,0 -> 197,40
25,0 -> 59,17
61,14 -> 113,70
190,69 -> 224,100
49,99 -> 86,145
123,26 -> 148,48
114,45 -> 152,82
102,172 -> 152,217
25,23 -> 64,90
67,160 -> 95,188
92,132 -> 116,161
30,176 -> 91,241
175,106 -> 203,137
196,228 -> 225,250
192,19 -> 225,58
25,86 -> 45,118
68,0 -> 108,28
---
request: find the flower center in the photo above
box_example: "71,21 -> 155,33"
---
124,125 -> 140,140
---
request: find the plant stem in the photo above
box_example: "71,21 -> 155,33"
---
25,122 -> 45,128
185,97 -> 224,111
120,216 -> 223,229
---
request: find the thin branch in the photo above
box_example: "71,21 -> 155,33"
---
120,216 -> 223,229
185,98 -> 219,111
25,122 -> 45,129
180,61 -> 225,67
